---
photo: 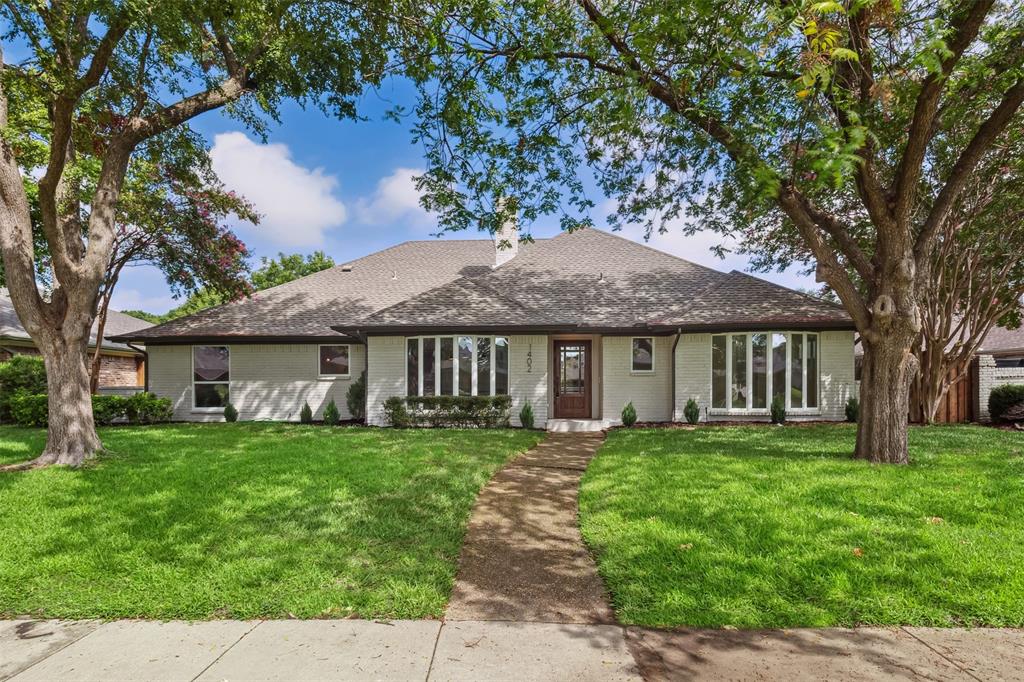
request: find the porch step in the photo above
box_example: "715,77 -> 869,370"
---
546,419 -> 613,433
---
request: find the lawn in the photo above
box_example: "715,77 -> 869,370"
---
0,423 -> 541,620
580,424 -> 1024,629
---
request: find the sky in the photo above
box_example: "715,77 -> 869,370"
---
101,79 -> 815,314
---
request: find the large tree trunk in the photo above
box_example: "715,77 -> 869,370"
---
855,334 -> 918,464
32,334 -> 101,467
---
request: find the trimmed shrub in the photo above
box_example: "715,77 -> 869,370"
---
224,403 -> 239,422
989,384 -> 1024,422
10,393 -> 48,427
519,401 -> 535,429
125,392 -> 173,424
92,396 -> 129,426
0,355 -> 46,422
384,395 -> 512,428
347,371 -> 366,421
684,398 -> 700,425
845,396 -> 859,423
299,401 -> 313,424
770,395 -> 786,424
621,401 -> 637,427
323,399 -> 340,426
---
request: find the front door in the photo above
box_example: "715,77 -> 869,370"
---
554,340 -> 591,418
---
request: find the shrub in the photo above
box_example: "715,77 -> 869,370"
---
347,371 -> 366,421
323,399 -> 340,426
989,384 -> 1024,422
621,401 -> 637,427
10,393 -> 48,427
384,395 -> 512,428
125,392 -> 173,424
770,395 -> 786,424
519,401 -> 535,429
845,396 -> 860,423
684,398 -> 700,425
224,403 -> 239,422
299,401 -> 313,424
92,395 -> 129,426
0,355 -> 46,422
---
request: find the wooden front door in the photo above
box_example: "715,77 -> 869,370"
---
554,340 -> 591,418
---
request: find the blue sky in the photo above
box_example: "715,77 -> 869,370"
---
91,78 -> 819,313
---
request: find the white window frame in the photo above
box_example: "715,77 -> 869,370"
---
630,337 -> 656,374
191,344 -> 231,412
317,344 -> 352,380
709,332 -> 820,414
406,335 -> 509,397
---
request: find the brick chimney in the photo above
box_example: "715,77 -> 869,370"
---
494,198 -> 519,267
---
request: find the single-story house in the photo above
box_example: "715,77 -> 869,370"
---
1,288 -> 151,391
109,227 -> 856,429
974,324 -> 1024,422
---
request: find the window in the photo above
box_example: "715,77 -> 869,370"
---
193,346 -> 229,409
995,356 -> 1024,368
407,336 -> 510,397
631,337 -> 654,372
318,345 -> 350,377
711,332 -> 820,412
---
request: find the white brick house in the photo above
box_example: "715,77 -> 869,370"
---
111,228 -> 857,428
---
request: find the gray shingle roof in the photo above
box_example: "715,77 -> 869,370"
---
978,324 -> 1024,355
111,228 -> 852,341
1,289 -> 152,352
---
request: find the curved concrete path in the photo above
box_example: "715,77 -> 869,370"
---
445,432 -> 614,624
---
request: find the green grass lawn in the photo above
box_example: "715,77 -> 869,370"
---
0,423 -> 541,620
580,424 -> 1024,629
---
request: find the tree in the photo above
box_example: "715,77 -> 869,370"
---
251,251 -> 335,291
0,0 -> 410,466
409,0 -> 1024,463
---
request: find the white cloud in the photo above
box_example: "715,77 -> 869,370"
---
355,167 -> 434,229
110,288 -> 178,315
210,132 -> 347,247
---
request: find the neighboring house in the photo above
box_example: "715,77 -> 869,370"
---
109,227 -> 856,429
1,289 -> 152,391
974,325 -> 1024,422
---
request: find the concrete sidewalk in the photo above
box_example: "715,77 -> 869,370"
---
4,618 -> 1023,681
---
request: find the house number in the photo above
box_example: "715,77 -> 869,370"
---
526,344 -> 533,373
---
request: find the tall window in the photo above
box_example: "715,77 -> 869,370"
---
318,345 -> 350,377
193,346 -> 229,409
711,332 -> 820,411
631,337 -> 654,372
408,336 -> 510,397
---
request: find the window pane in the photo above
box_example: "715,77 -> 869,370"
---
423,338 -> 436,396
772,334 -> 787,404
731,334 -> 748,409
807,335 -> 818,408
195,382 -> 229,408
477,337 -> 491,395
407,338 -> 419,397
319,345 -> 349,375
752,333 -> 768,409
440,338 -> 454,395
632,338 -> 653,371
711,335 -> 727,408
458,336 -> 473,396
194,346 -> 229,382
495,337 -> 509,395
791,333 -> 804,407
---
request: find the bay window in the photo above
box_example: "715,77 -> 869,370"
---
193,345 -> 230,409
711,332 -> 820,411
408,336 -> 510,397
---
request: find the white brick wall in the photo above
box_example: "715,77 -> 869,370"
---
148,343 -> 365,422
975,354 -> 1024,422
675,333 -> 712,420
510,334 -> 548,428
602,335 -> 672,423
366,336 -> 406,426
818,330 -> 855,421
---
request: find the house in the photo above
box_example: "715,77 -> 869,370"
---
108,227 -> 856,429
1,289 -> 151,391
974,325 -> 1024,421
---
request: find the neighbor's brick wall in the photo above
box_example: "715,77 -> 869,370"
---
975,354 -> 1024,422
602,335 -> 672,423
97,354 -> 141,388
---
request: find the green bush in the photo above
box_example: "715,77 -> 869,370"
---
299,401 -> 313,424
125,392 -> 173,424
770,395 -> 786,424
323,399 -> 340,426
683,398 -> 700,425
10,393 -> 48,427
989,384 -> 1024,422
384,395 -> 512,428
224,403 -> 239,422
347,371 -> 366,421
0,355 -> 46,422
519,401 -> 535,429
621,401 -> 637,427
92,395 -> 129,425
845,396 -> 859,423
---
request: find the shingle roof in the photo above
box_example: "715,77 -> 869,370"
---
111,228 -> 852,341
978,324 -> 1024,355
1,289 -> 152,352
